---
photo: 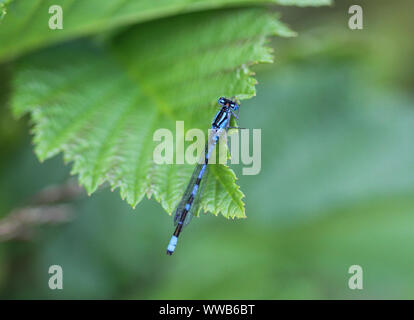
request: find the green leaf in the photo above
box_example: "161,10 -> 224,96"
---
0,0 -> 330,62
12,8 -> 293,218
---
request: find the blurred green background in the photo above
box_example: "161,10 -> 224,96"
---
1,0 -> 414,299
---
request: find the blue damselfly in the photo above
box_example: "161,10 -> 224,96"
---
166,97 -> 240,255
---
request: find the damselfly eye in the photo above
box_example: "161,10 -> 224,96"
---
218,97 -> 225,104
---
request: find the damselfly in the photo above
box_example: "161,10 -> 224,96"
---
166,97 -> 240,255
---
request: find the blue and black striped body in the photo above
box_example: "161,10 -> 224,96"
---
166,97 -> 240,255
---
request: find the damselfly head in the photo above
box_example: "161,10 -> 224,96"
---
230,100 -> 239,111
218,96 -> 240,111
218,97 -> 227,106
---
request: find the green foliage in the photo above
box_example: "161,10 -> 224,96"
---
7,0 -> 329,218
2,0 -> 414,300
0,0 -> 330,62
11,8 -> 293,218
